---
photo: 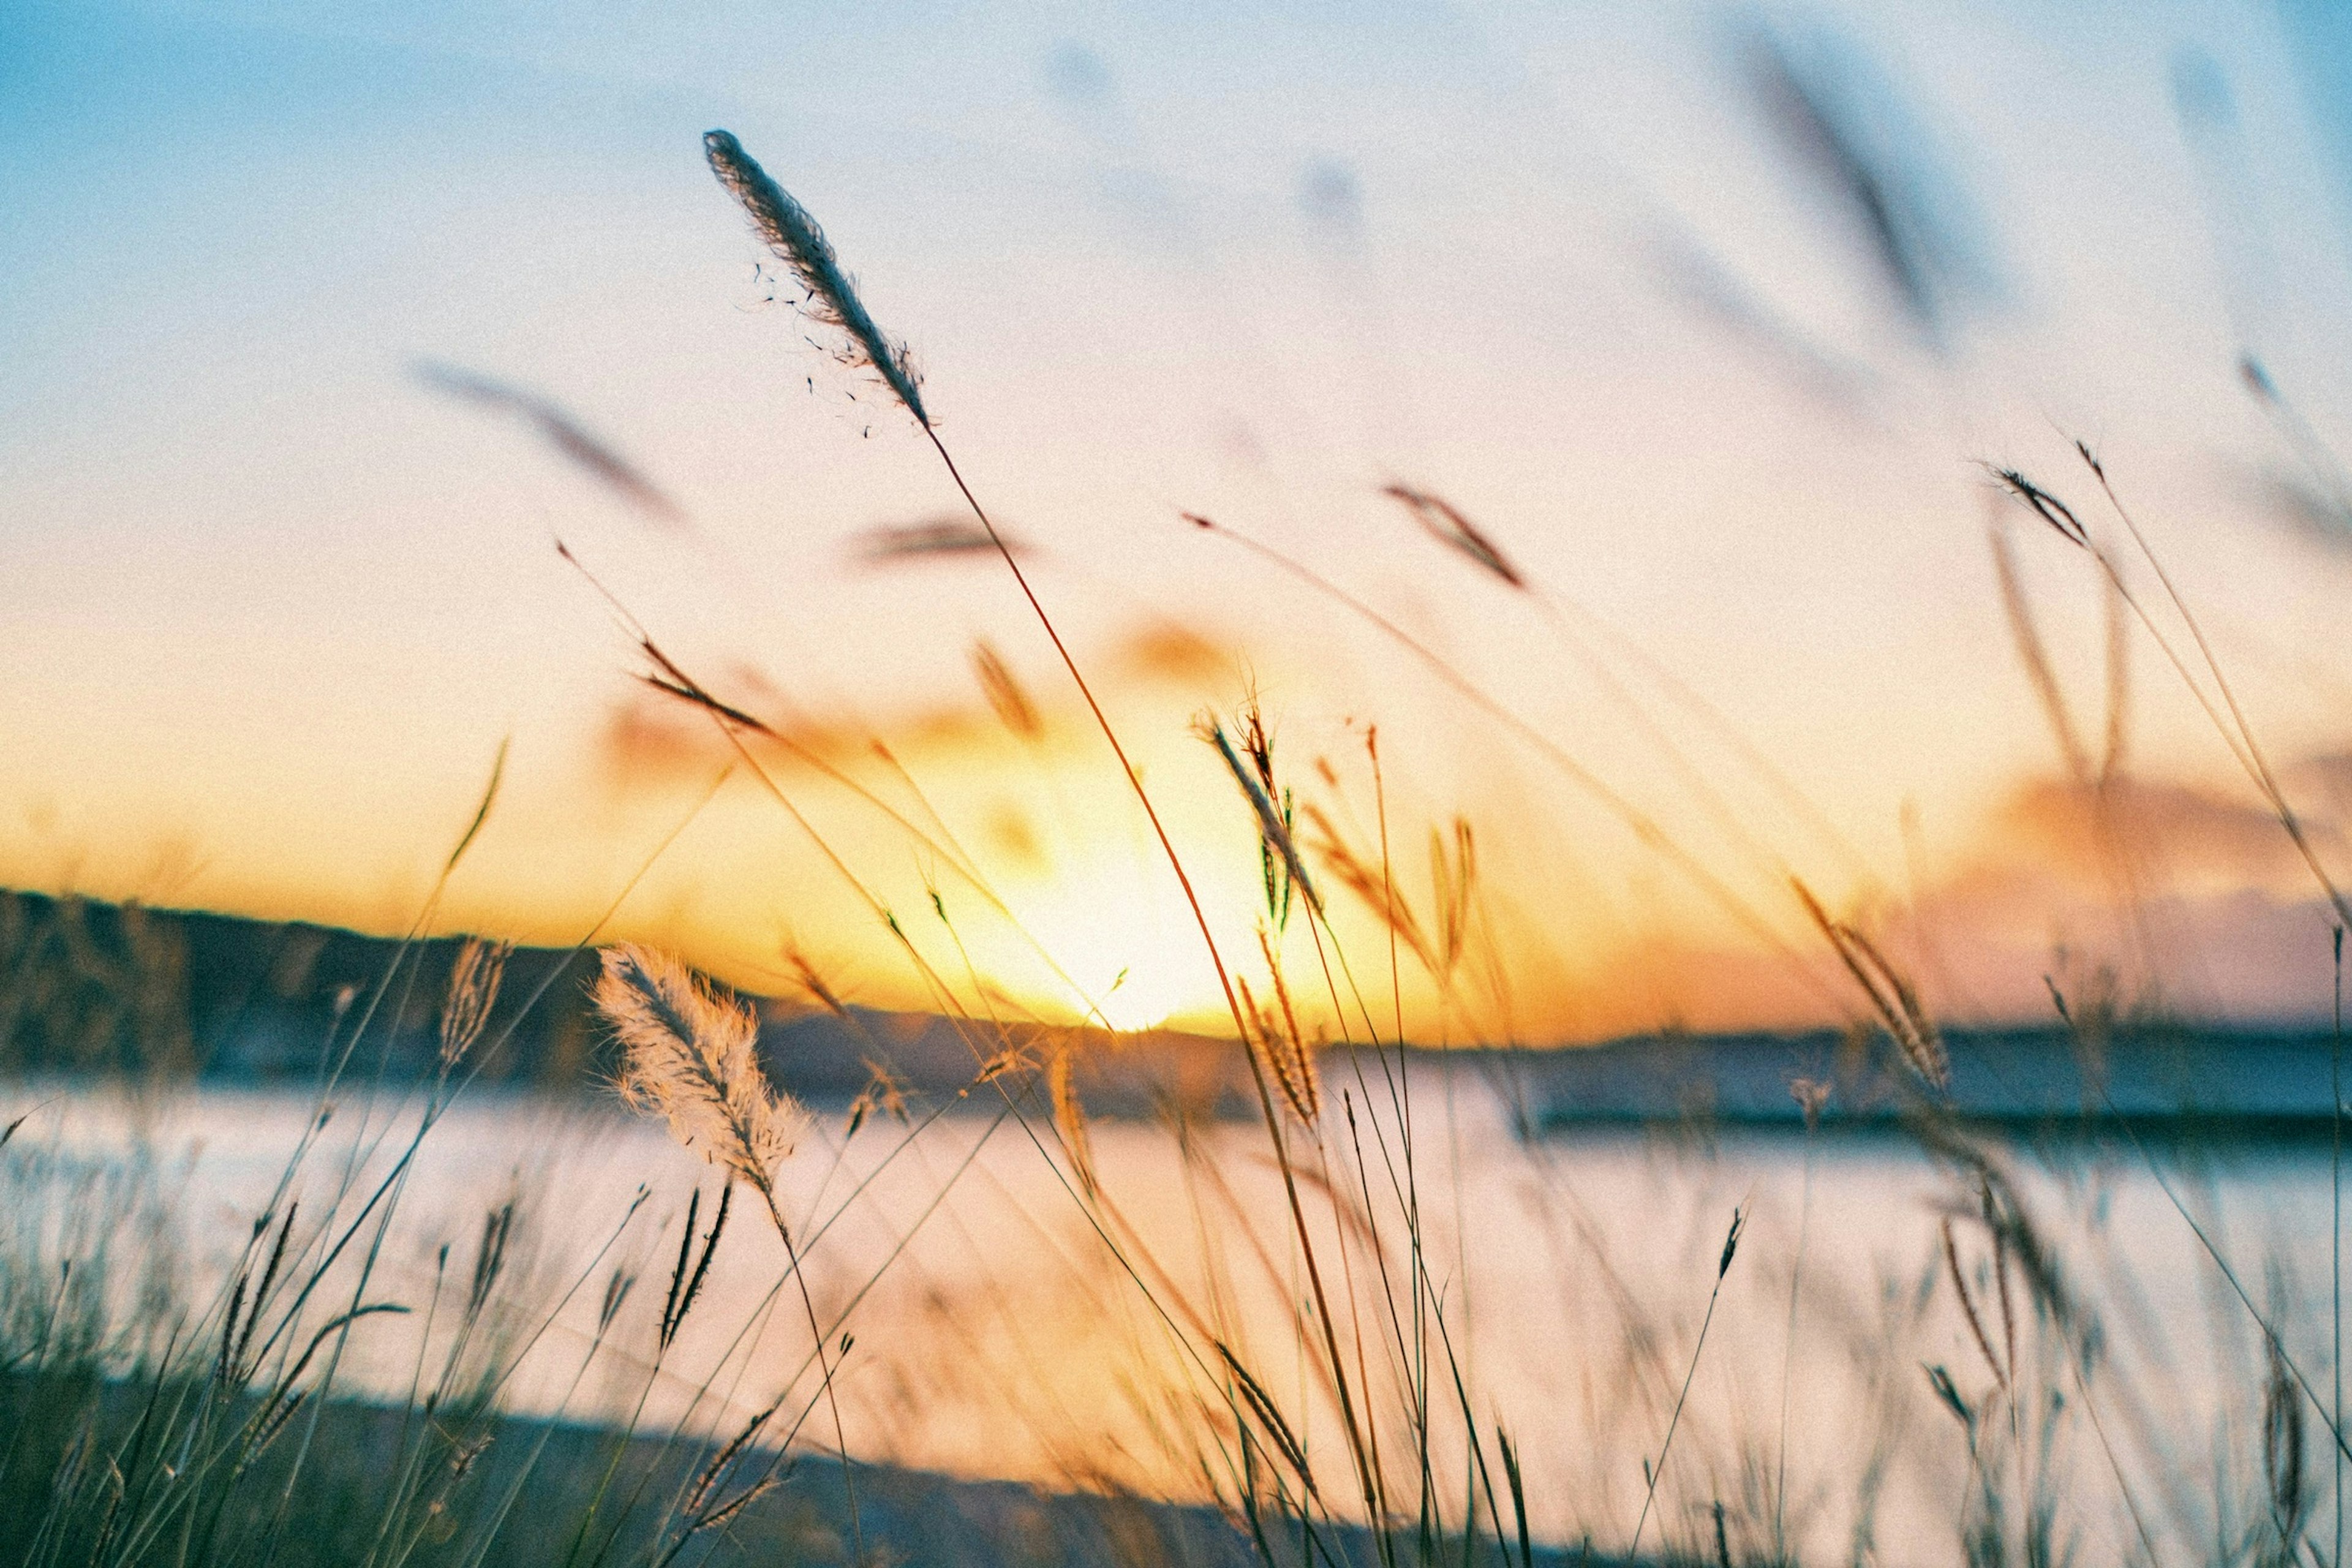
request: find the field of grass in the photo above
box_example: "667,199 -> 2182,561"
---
7,122 -> 2352,1568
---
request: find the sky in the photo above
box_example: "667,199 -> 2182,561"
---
6,0 -> 2352,1042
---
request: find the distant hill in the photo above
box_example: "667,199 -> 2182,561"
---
0,887 -> 1259,1112
2,889 -> 2343,1134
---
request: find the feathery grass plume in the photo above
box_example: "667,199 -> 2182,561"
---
972,639 -> 1044,741
784,946 -> 851,1017
1793,878 -> 1949,1092
2245,353 -> 2282,404
637,669 -> 772,734
1383,484 -> 1526,589
1924,1363 -> 1975,1431
1981,1178 -> 2019,1394
215,1268 -> 248,1386
468,1201 -> 514,1317
597,1269 -> 635,1335
1919,1126 -> 2085,1352
414,361 -> 689,530
1498,1427 -> 1534,1568
1241,707 -> 1301,929
601,940 -> 862,1559
559,538 -> 781,741
225,1202 -> 296,1385
1235,979 -> 1281,1090
2241,355 -> 2352,538
437,938 -> 510,1070
444,736 -> 510,878
973,1042 -> 1035,1085
1845,923 -> 1948,1088
659,1185 -> 702,1349
595,943 -> 809,1194
703,129 -> 928,428
684,1393 -> 786,1518
1213,1340 -> 1321,1502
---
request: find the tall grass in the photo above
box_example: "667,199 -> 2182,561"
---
7,126 -> 2352,1568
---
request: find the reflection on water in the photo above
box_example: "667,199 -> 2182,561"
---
6,1071 -> 2337,1562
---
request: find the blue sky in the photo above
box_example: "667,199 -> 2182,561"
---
7,0 -> 2352,1035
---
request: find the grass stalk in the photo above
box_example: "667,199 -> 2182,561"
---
1631,1208 -> 1744,1560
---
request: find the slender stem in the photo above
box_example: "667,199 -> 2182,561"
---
2335,924 -> 2344,1568
1632,1215 -> 1741,1559
2078,469 -> 2351,929
1776,1125 -> 1816,1561
921,425 -> 1390,1538
1194,515 -> 1847,1008
756,1182 -> 863,1567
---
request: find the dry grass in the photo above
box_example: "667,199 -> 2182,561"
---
10,122 -> 2352,1568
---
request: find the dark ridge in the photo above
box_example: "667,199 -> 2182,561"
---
0,887 -> 1264,1112
1,889 -> 2343,1134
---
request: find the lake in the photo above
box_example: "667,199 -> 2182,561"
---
6,1067 -> 2342,1564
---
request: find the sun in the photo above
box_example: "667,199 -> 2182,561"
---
965,867 -> 1229,1034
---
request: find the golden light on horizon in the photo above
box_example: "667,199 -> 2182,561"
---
978,884 -> 1215,1033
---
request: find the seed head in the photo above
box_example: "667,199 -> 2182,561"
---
439,938 -> 511,1070
704,129 -> 928,428
595,943 -> 807,1194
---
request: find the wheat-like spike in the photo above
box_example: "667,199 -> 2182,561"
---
1301,802 -> 1438,974
1048,1045 -> 1098,1197
439,938 -> 510,1069
972,639 -> 1044,741
1792,880 -> 1950,1093
703,129 -> 929,428
595,944 -> 808,1194
1202,717 -> 1324,916
1840,921 -> 1950,1091
1988,465 -> 2088,548
1254,928 -> 1321,1123
1431,816 -> 1478,978
1238,967 -> 1320,1126
1383,483 -> 1527,589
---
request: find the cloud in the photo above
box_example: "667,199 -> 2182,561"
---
1116,623 -> 1227,685
1891,764 -> 2350,1024
1986,775 -> 2331,891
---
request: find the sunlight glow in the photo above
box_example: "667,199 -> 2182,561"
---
976,867 -> 1225,1033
